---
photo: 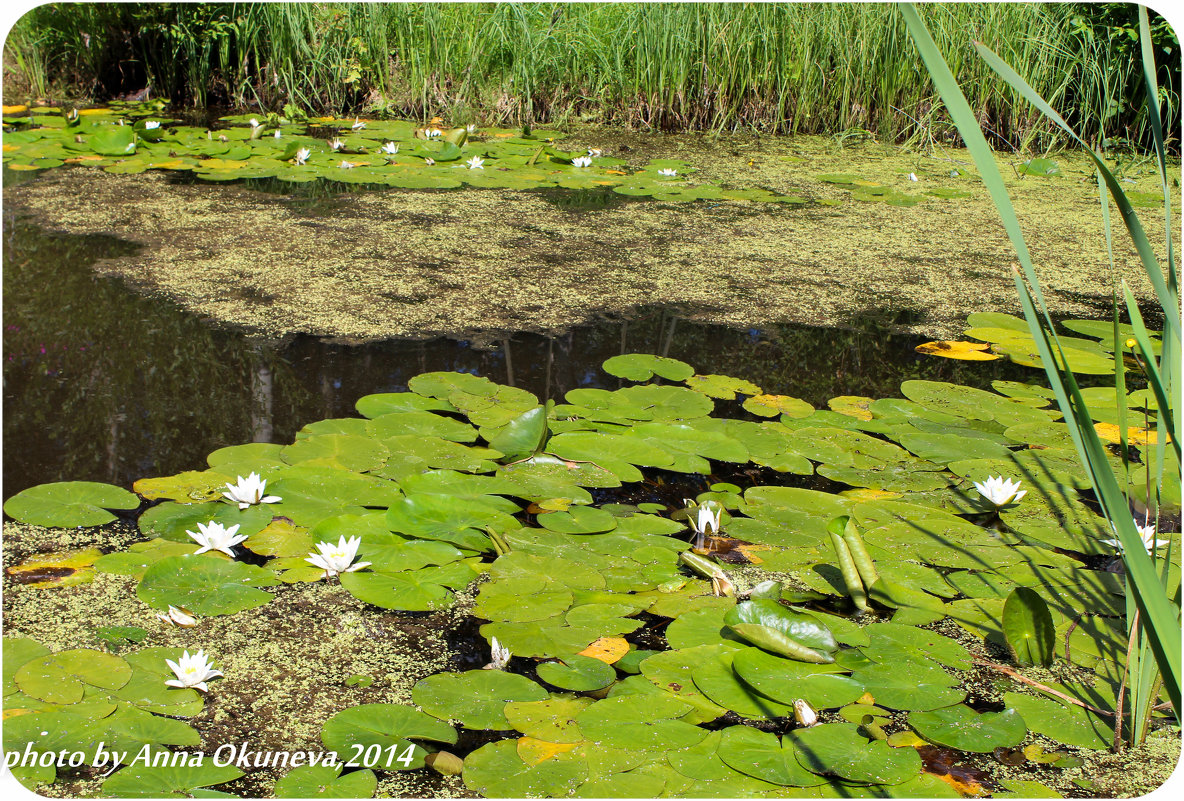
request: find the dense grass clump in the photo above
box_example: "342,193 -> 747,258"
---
3,2 -> 1178,150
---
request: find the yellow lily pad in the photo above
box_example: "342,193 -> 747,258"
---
2,104 -> 29,114
1093,423 -> 1164,446
578,636 -> 631,664
829,395 -> 875,421
915,341 -> 1000,360
516,737 -> 577,766
4,547 -> 103,588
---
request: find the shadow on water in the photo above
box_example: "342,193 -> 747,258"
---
3,212 -> 1040,501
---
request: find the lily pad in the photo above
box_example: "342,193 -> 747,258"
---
412,670 -> 548,730
274,764 -> 377,798
136,555 -> 278,615
102,763 -> 245,798
537,655 -> 618,692
320,703 -> 458,770
909,705 -> 1026,752
790,723 -> 922,784
717,725 -> 827,786
3,481 -> 139,527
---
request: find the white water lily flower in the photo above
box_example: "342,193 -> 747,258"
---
973,475 -> 1026,508
294,147 -> 311,165
329,137 -> 345,151
248,118 -> 260,128
466,123 -> 478,134
1103,518 -> 1172,554
223,472 -> 281,509
338,160 -> 356,169
572,155 -> 592,168
165,650 -> 223,692
483,637 -> 511,670
273,129 -> 281,138
351,117 -> 366,130
907,172 -> 918,181
143,120 -> 160,130
424,157 -> 435,166
306,536 -> 371,578
685,498 -> 723,543
658,168 -> 677,177
381,141 -> 400,155
186,520 -> 247,557
587,148 -> 603,158
156,605 -> 199,628
466,156 -> 484,170
424,127 -> 442,139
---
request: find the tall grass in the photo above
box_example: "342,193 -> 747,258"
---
4,2 -> 1176,150
902,2 -> 1180,742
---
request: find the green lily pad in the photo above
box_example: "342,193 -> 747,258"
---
462,739 -> 588,798
575,694 -> 709,750
136,555 -> 278,615
685,374 -> 762,400
413,670 -> 548,730
15,648 -> 132,704
790,723 -> 922,784
537,655 -> 618,691
102,763 -> 245,798
274,764 -> 377,798
338,569 -> 459,611
320,703 -> 458,770
503,696 -> 594,743
602,352 -> 695,381
3,481 -> 139,526
909,705 -> 1027,752
717,725 -> 827,786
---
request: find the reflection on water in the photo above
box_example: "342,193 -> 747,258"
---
3,211 -> 1033,500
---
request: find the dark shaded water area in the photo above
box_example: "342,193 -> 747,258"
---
4,164 -> 1062,503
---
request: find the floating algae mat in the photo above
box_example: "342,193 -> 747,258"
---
1,103 -> 811,203
3,347 -> 1180,798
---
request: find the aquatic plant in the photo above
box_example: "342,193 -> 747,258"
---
973,475 -> 1027,508
222,472 -> 281,510
903,2 -> 1182,747
305,535 -> 371,578
184,520 -> 246,557
165,649 -> 223,692
3,344 -> 1178,794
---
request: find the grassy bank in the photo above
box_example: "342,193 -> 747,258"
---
4,3 -> 1178,150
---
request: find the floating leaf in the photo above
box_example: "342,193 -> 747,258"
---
274,764 -> 377,798
412,670 -> 547,730
136,555 -> 278,615
3,481 -> 139,527
915,341 -> 999,360
102,763 -> 244,798
537,655 -> 618,692
15,648 -> 132,704
716,725 -> 826,786
723,600 -> 838,662
320,703 -> 458,770
791,723 -> 922,784
909,705 -> 1027,752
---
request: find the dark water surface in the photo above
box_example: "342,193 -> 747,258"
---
2,194 -> 1036,502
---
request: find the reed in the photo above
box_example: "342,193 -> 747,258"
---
4,2 -> 1176,150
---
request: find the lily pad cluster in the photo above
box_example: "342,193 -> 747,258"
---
3,350 -> 1178,796
3,104 -> 805,203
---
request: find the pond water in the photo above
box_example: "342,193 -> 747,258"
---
3,190 -> 1032,501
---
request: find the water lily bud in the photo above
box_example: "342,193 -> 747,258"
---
425,751 -> 464,776
793,699 -> 818,728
